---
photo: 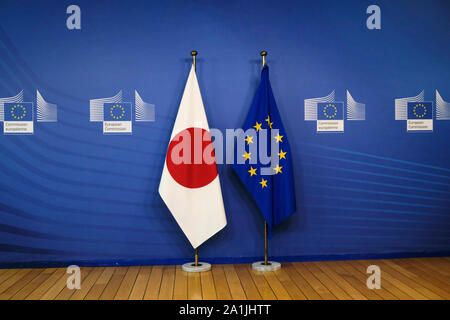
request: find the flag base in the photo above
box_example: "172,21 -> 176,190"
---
252,261 -> 281,272
182,262 -> 211,273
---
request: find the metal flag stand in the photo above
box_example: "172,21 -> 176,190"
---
181,50 -> 212,273
252,51 -> 281,272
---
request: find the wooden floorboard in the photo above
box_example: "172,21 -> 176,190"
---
358,260 -> 429,300
415,258 -> 450,278
0,269 -> 33,296
340,260 -> 408,299
173,266 -> 188,300
10,268 -> 56,300
1,257 -> 448,300
143,265 -> 163,300
128,266 -> 151,300
55,267 -> 92,300
303,261 -> 351,300
328,261 -> 385,300
200,270 -> 217,300
26,268 -> 66,300
292,262 -> 337,299
115,266 -> 140,300
223,265 -> 246,300
314,261 -> 367,300
99,267 -> 128,300
263,270 -> 291,300
212,265 -> 231,299
376,260 -> 444,300
0,269 -> 44,300
351,259 -> 416,299
246,264 -> 277,300
283,263 -> 321,299
70,267 -> 105,300
40,268 -> 71,300
234,264 -> 262,300
158,266 -> 175,300
394,259 -> 450,298
187,271 -> 202,300
0,269 -> 20,285
84,267 -> 116,300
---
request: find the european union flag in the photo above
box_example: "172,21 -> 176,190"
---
232,65 -> 296,234
4,103 -> 33,121
407,102 -> 433,119
317,102 -> 344,120
104,103 -> 132,121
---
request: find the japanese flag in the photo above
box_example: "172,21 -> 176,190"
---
158,65 -> 227,249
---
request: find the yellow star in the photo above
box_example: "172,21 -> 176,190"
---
248,167 -> 257,176
274,133 -> 284,143
253,122 -> 262,132
273,165 -> 283,174
244,135 -> 254,145
278,150 -> 287,160
265,115 -> 273,128
242,151 -> 251,161
259,178 -> 268,188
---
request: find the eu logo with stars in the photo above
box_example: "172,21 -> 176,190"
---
406,101 -> 433,132
104,103 -> 131,121
316,102 -> 344,132
103,102 -> 132,134
3,102 -> 34,135
317,102 -> 344,120
407,102 -> 432,120
5,103 -> 33,122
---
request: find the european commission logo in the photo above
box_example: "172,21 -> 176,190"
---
0,90 -> 57,134
90,90 -> 155,134
395,90 -> 449,132
103,103 -> 132,134
304,90 -> 365,132
317,102 -> 344,131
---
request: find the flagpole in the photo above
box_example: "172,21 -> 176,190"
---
191,50 -> 197,70
252,50 -> 281,272
261,50 -> 267,66
264,222 -> 268,265
181,50 -> 211,273
191,50 -> 199,267
261,51 -> 269,266
195,248 -> 198,266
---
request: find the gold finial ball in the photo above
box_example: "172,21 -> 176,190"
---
191,50 -> 198,56
260,51 -> 267,57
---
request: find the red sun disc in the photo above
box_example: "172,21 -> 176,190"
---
166,127 -> 218,189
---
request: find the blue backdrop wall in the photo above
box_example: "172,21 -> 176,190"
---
0,0 -> 449,267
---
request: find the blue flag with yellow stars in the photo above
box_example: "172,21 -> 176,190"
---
407,102 -> 432,120
104,103 -> 132,121
232,65 -> 296,235
4,103 -> 33,121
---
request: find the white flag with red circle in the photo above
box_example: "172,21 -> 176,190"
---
158,65 -> 227,249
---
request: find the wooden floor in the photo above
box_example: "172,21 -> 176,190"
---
0,258 -> 449,300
